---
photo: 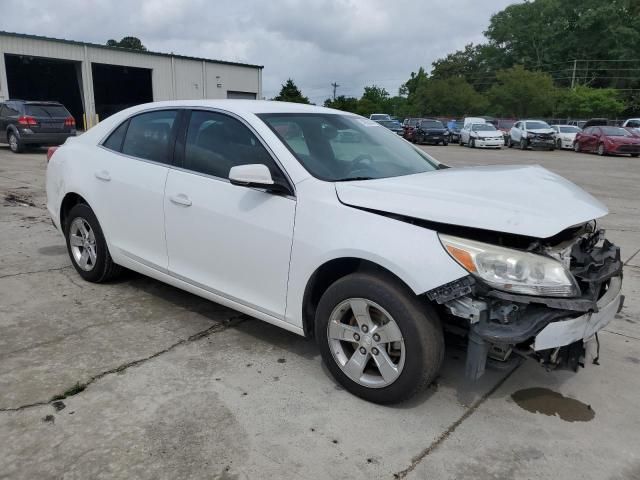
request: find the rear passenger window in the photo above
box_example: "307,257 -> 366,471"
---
121,110 -> 178,163
184,110 -> 285,183
102,121 -> 129,152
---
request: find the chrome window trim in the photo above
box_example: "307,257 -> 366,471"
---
97,105 -> 296,197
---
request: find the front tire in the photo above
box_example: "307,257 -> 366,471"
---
574,141 -> 581,152
315,272 -> 444,404
556,138 -> 562,149
64,203 -> 122,282
520,138 -> 527,150
597,143 -> 606,156
470,138 -> 476,148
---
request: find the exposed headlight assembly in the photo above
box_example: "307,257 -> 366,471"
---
439,234 -> 579,297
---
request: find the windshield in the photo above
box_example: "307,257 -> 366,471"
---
25,104 -> 70,118
420,120 -> 444,129
526,121 -> 551,130
601,126 -> 632,137
259,113 -> 440,181
559,126 -> 581,133
472,124 -> 497,131
378,120 -> 401,128
370,114 -> 390,121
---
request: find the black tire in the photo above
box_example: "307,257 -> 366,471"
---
574,142 -> 581,152
556,138 -> 562,149
631,154 -> 639,158
470,138 -> 476,148
597,143 -> 606,156
64,203 -> 122,282
458,136 -> 463,146
8,132 -> 23,153
519,138 -> 527,150
315,272 -> 444,404
508,137 -> 514,148
442,140 -> 448,146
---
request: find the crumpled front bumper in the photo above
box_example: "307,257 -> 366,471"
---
533,275 -> 623,350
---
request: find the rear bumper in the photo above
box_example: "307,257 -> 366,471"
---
18,130 -> 75,145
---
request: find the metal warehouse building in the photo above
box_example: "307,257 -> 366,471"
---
0,31 -> 263,129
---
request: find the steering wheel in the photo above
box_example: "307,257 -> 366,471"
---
352,153 -> 374,168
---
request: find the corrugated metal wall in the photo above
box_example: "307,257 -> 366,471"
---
0,33 -> 262,126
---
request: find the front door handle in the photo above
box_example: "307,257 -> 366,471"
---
95,170 -> 111,181
169,193 -> 192,207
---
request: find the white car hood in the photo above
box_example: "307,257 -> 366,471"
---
475,131 -> 502,138
335,165 -> 608,238
528,128 -> 555,135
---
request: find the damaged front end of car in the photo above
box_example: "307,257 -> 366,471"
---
427,222 -> 624,379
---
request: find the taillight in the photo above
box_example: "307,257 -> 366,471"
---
18,115 -> 37,126
64,116 -> 76,127
47,146 -> 59,163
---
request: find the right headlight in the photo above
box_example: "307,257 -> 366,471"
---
439,234 -> 579,297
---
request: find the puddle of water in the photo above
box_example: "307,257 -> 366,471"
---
511,387 -> 595,422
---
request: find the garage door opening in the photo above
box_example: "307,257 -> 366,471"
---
92,63 -> 152,121
4,54 -> 84,126
227,91 -> 257,99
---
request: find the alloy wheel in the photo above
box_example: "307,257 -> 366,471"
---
327,298 -> 406,388
8,134 -> 18,152
69,217 -> 97,271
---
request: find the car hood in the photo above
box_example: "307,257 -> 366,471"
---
527,128 -> 555,135
607,135 -> 640,144
335,165 -> 608,238
474,131 -> 502,138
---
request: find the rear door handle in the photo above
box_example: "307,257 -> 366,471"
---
169,193 -> 192,207
95,170 -> 111,181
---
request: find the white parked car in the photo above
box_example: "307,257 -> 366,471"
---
551,125 -> 582,149
369,113 -> 391,121
508,120 -> 556,150
622,118 -> 640,133
459,123 -> 503,148
46,100 -> 623,404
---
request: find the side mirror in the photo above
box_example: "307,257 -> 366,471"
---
229,164 -> 274,187
229,164 -> 292,195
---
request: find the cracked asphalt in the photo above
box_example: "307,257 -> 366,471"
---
1,144 -> 639,479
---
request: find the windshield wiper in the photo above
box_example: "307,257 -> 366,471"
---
335,176 -> 375,182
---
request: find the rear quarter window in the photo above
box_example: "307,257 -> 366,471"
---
102,120 -> 129,152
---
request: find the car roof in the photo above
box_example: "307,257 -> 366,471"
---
118,100 -> 346,116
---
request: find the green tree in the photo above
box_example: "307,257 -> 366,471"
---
411,77 -> 488,116
106,36 -> 147,51
273,79 -> 310,104
324,95 -> 359,113
556,86 -> 625,118
487,65 -> 557,117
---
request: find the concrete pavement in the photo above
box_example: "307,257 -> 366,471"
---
1,144 -> 639,479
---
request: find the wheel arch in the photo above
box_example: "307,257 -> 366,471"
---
301,257 -> 416,338
60,192 -> 90,230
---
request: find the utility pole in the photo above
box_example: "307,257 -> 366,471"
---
331,82 -> 339,100
571,59 -> 577,88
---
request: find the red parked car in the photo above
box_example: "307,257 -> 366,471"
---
402,117 -> 421,141
574,126 -> 640,157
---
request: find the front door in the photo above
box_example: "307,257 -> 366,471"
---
164,110 -> 296,319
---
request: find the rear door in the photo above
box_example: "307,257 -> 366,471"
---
164,109 -> 296,319
92,109 -> 180,270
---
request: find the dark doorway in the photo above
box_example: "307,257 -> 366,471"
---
4,54 -> 84,126
92,63 -> 152,121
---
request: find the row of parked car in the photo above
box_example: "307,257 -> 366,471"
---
371,113 -> 640,157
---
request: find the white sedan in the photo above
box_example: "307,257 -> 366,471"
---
459,123 -> 504,148
551,125 -> 582,149
46,100 -> 623,404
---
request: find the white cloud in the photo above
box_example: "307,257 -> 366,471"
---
1,0 -> 520,102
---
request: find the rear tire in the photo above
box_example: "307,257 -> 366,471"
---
64,203 -> 122,283
508,137 -> 514,148
8,132 -> 23,153
631,154 -> 639,158
315,272 -> 444,404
